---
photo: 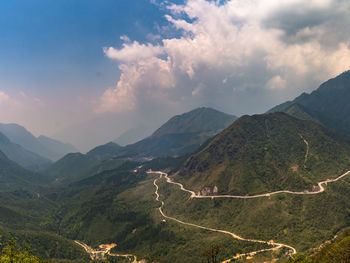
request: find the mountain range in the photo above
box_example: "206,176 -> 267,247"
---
176,112 -> 350,195
0,149 -> 46,190
98,107 -> 237,159
44,107 -> 237,184
0,123 -> 78,161
0,132 -> 51,171
2,71 -> 350,262
269,70 -> 350,136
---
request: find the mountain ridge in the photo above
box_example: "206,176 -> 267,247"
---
0,132 -> 51,171
0,123 -> 78,161
176,112 -> 350,195
269,70 -> 350,135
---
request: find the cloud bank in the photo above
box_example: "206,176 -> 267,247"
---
98,0 -> 350,116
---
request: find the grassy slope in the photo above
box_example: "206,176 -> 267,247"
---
161,173 -> 350,254
177,112 -> 350,195
118,107 -> 237,158
53,166 -> 275,262
0,190 -> 89,261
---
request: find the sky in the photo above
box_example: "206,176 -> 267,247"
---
1,0 -> 350,152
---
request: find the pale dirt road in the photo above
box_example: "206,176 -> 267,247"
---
148,170 -> 350,199
148,167 -> 350,262
153,174 -> 296,262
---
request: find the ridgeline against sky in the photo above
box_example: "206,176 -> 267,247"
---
1,0 -> 350,151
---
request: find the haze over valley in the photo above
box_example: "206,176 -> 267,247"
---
1,1 -> 350,262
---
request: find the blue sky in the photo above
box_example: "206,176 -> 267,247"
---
1,0 -> 350,151
0,0 -> 173,97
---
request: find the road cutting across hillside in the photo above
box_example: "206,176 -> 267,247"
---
148,168 -> 350,262
152,173 -> 296,262
148,169 -> 350,199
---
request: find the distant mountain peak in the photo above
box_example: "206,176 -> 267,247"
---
177,112 -> 350,195
0,123 -> 77,161
268,70 -> 350,135
151,107 -> 236,138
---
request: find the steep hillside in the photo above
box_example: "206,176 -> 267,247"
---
269,71 -> 350,135
85,107 -> 236,160
152,107 -> 236,137
115,124 -> 154,146
289,229 -> 350,262
0,123 -> 77,161
0,132 -> 51,171
49,163 -> 267,263
44,153 -> 100,184
0,150 -> 46,190
86,142 -> 123,160
122,107 -> 237,158
283,104 -> 321,124
177,112 -> 350,195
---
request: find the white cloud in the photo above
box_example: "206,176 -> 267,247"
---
265,75 -> 287,90
0,91 -> 10,104
98,0 -> 350,115
104,41 -> 164,63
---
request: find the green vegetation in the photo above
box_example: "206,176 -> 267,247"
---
2,105 -> 350,262
44,152 -> 100,184
44,107 -> 237,186
0,132 -> 51,171
177,112 -> 350,195
282,104 -> 321,124
313,230 -> 350,263
117,107 -> 237,158
152,107 -> 236,137
86,142 -> 123,161
0,150 -> 47,190
158,173 -> 350,256
289,229 -> 350,262
0,235 -> 43,263
48,164 -> 274,262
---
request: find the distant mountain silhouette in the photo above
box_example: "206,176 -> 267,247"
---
0,132 -> 51,171
269,70 -> 350,135
0,123 -> 77,161
177,112 -> 350,195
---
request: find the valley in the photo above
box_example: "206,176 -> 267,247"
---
3,2 -> 350,262
147,165 -> 350,262
2,98 -> 350,262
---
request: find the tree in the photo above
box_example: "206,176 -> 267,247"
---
0,235 -> 44,263
202,245 -> 222,263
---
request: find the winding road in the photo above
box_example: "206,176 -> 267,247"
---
148,170 -> 350,199
148,168 -> 350,262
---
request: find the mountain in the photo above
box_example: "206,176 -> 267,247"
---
114,124 -> 154,146
83,107 -> 237,161
44,107 -> 236,185
282,103 -> 321,124
44,153 -> 100,184
176,112 -> 350,195
0,123 -> 77,161
152,107 -> 236,137
86,142 -> 123,160
0,149 -> 45,190
121,107 -> 237,158
290,228 -> 350,263
37,135 -> 78,160
269,70 -> 350,135
0,132 -> 51,171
